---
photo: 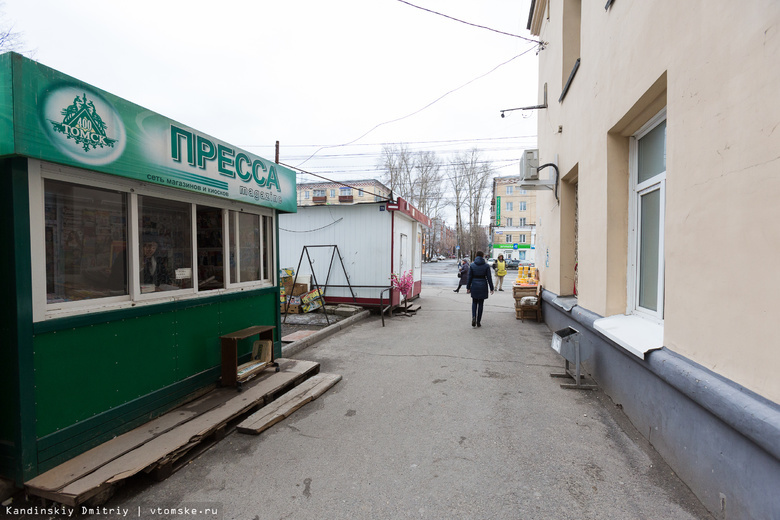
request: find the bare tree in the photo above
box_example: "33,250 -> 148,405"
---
0,3 -> 32,55
449,149 -> 493,258
445,157 -> 468,259
380,144 -> 415,201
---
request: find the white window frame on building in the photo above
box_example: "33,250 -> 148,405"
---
313,189 -> 326,197
506,186 -> 514,195
330,189 -> 336,197
518,218 -> 527,226
506,201 -> 513,211
519,234 -> 526,243
519,201 -> 527,211
304,190 -> 310,199
340,187 -> 352,196
506,234 -> 513,243
628,109 -> 666,322
505,217 -> 513,226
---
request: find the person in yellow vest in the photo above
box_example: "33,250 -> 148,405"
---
494,254 -> 507,291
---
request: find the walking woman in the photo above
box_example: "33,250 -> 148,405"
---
467,251 -> 494,327
454,259 -> 469,292
494,254 -> 507,291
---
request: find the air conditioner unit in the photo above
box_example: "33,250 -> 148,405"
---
520,149 -> 539,180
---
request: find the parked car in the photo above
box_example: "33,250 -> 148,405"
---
505,259 -> 521,269
486,258 -> 496,268
438,255 -> 446,260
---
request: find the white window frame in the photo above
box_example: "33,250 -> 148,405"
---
519,201 -> 527,211
519,234 -> 526,243
330,189 -> 336,197
29,160 -> 276,322
506,201 -> 513,211
505,217 -> 513,227
506,234 -> 513,243
506,186 -> 514,195
627,109 -> 666,322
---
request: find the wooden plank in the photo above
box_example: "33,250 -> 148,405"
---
26,410 -> 197,493
55,359 -> 318,505
237,373 -> 342,435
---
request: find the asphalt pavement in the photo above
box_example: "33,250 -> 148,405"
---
42,260 -> 713,519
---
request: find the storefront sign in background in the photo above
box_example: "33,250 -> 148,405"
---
0,53 -> 296,212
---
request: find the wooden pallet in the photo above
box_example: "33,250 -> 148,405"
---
25,358 -> 319,507
237,373 -> 342,435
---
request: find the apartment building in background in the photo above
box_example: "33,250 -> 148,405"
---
489,176 -> 537,262
297,179 -> 391,206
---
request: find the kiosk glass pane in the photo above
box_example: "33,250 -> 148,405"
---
44,180 -> 128,303
196,206 -> 224,290
138,196 -> 193,293
229,212 -> 261,283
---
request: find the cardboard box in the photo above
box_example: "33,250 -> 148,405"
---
301,288 -> 324,304
279,267 -> 295,278
292,283 -> 309,296
302,299 -> 323,313
280,303 -> 302,314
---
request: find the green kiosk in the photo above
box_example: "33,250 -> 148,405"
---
0,52 -> 296,488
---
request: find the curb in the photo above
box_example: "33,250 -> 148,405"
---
281,310 -> 371,358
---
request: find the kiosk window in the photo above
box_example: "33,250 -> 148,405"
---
229,212 -> 261,283
44,179 -> 128,303
197,206 -> 224,291
138,196 -> 193,293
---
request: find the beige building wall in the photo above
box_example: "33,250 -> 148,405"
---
531,0 -> 780,402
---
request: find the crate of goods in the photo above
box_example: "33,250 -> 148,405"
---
513,285 -> 537,299
292,283 -> 309,296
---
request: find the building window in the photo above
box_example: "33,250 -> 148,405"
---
506,234 -> 513,243
304,191 -> 310,199
630,111 -> 666,319
519,201 -> 527,211
519,234 -> 526,243
518,189 -> 528,195
358,189 -> 364,197
44,179 -> 128,303
506,186 -> 514,195
330,189 -> 336,197
313,189 -> 326,197
518,218 -> 527,226
139,196 -> 192,293
340,187 -> 352,196
506,201 -> 513,211
505,217 -> 513,227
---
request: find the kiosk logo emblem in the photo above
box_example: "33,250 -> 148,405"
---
49,93 -> 117,152
41,85 -> 126,166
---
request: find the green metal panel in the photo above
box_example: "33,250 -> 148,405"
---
0,53 -> 14,157
0,157 -> 36,484
32,290 -> 279,441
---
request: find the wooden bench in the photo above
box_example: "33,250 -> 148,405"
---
220,325 -> 278,388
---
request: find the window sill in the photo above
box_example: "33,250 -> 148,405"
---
593,314 -> 663,359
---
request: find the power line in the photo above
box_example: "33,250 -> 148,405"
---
395,0 -> 543,45
295,45 -> 539,168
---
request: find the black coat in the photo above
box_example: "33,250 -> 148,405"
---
467,256 -> 494,299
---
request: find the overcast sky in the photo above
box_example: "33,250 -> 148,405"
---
4,0 -> 539,213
